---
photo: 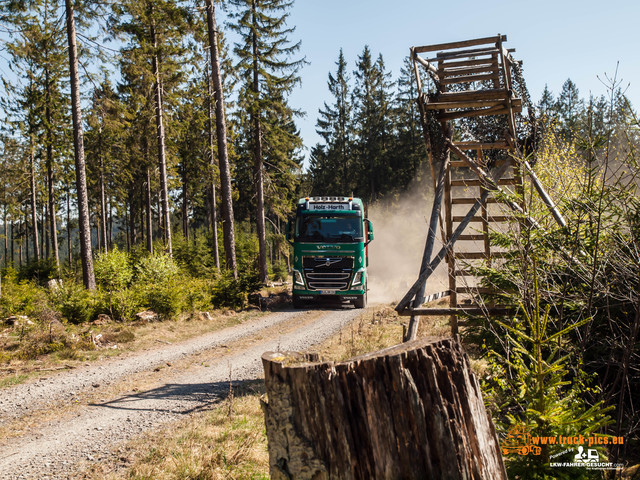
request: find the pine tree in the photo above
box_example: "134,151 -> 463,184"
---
65,0 -> 95,289
230,0 -> 304,284
556,78 -> 583,140
85,79 -> 128,254
110,0 -> 194,257
1,0 -> 71,270
392,55 -> 425,191
352,47 -> 394,201
314,49 -> 353,195
204,0 -> 237,277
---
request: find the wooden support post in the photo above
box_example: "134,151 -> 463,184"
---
405,129 -> 451,342
396,161 -> 512,312
479,150 -> 492,267
444,153 -> 458,334
261,338 -> 507,480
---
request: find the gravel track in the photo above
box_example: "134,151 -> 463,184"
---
0,307 -> 363,480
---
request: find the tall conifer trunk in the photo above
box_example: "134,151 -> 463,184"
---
146,167 -> 154,254
181,162 -> 188,240
3,206 -> 7,267
99,132 -> 108,253
44,66 -> 60,268
150,8 -> 172,257
205,0 -> 236,277
65,0 -> 96,290
250,1 -> 268,284
66,180 -> 71,265
206,64 -> 220,272
29,136 -> 40,261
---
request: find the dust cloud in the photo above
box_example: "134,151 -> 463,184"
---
366,174 -> 450,305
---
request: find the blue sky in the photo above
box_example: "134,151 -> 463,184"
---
271,0 -> 640,165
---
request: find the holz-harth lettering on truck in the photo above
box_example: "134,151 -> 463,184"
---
287,196 -> 373,308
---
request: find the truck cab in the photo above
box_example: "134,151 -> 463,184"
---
287,196 -> 373,308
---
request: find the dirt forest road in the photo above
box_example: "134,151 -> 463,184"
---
0,307 -> 365,480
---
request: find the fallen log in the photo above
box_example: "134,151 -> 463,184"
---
261,337 -> 506,480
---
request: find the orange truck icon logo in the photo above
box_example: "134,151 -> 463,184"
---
502,425 -> 542,456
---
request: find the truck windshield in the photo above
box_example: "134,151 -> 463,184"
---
296,215 -> 363,243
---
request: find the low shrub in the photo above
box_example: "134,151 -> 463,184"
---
0,269 -> 50,318
211,270 -> 261,309
271,261 -> 288,282
182,278 -> 214,312
94,247 -> 133,291
98,288 -> 144,322
17,258 -> 58,285
134,253 -> 180,285
52,283 -> 98,324
142,281 -> 185,320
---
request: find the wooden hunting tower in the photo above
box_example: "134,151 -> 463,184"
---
396,35 -> 565,339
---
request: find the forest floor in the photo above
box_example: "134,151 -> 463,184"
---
0,301 -> 378,480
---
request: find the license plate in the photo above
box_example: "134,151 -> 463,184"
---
321,290 -> 337,295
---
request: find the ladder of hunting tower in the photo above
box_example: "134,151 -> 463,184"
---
397,35 -> 531,338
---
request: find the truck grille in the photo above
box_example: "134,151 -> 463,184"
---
303,256 -> 354,291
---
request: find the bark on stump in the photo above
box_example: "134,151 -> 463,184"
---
261,336 -> 506,480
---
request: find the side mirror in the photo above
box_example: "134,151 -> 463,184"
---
365,219 -> 373,244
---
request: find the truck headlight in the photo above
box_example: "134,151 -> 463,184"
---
293,269 -> 304,286
351,269 -> 364,287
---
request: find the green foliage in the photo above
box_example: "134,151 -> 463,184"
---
0,269 -> 50,318
134,253 -> 180,285
94,247 -> 133,291
17,258 -> 58,285
270,260 -> 288,282
482,288 -> 613,479
98,288 -> 143,323
141,280 -> 185,321
182,278 -> 214,312
211,270 -> 261,309
172,232 -> 218,278
53,283 -> 98,324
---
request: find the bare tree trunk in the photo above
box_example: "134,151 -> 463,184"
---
205,0 -> 236,277
205,52 -> 220,272
3,206 -> 7,268
66,182 -> 71,265
99,147 -> 108,253
29,137 -> 40,261
44,66 -> 60,269
18,222 -> 22,268
41,202 -> 51,258
146,167 -> 153,254
108,196 -> 113,247
181,161 -> 188,240
24,212 -> 29,264
150,13 -> 172,257
65,0 -> 95,290
250,3 -> 268,284
125,203 -> 130,252
11,220 -> 15,267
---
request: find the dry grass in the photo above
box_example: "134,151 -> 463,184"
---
316,302 -> 451,362
0,310 -> 263,388
80,381 -> 269,480
74,303 -> 458,479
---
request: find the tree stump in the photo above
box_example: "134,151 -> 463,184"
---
261,337 -> 506,480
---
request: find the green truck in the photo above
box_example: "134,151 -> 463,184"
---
287,196 -> 373,309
